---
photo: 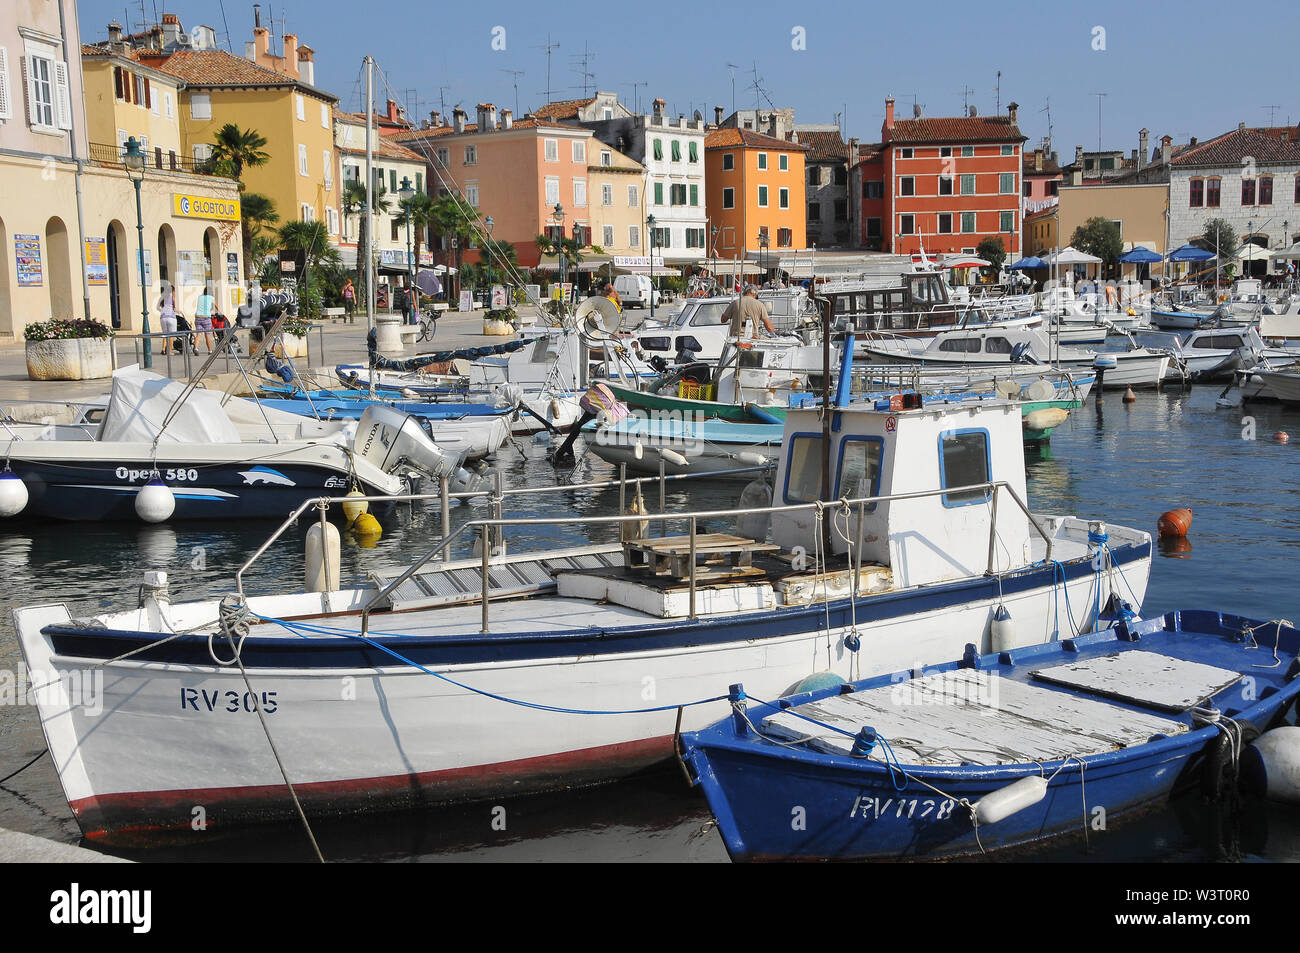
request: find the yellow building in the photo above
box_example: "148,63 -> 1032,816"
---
144,48 -> 339,256
586,141 -> 647,256
80,46 -> 184,169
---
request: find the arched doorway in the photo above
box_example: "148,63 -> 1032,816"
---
106,220 -> 129,329
157,224 -> 177,298
202,226 -> 221,303
45,216 -> 73,319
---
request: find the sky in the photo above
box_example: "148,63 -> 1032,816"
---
76,0 -> 1300,159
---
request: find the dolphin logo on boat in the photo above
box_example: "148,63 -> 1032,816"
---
239,467 -> 296,487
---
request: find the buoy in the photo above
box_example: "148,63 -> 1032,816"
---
1023,407 -> 1069,433
780,671 -> 848,697
736,477 -> 773,541
1156,508 -> 1193,537
1242,727 -> 1300,802
0,467 -> 29,518
135,479 -> 175,523
633,438 -> 644,460
991,604 -> 1016,652
1275,431 -> 1291,444
341,488 -> 369,524
733,451 -> 768,466
305,521 -> 341,592
659,448 -> 688,467
351,512 -> 382,538
1122,386 -> 1136,403
971,775 -> 1049,825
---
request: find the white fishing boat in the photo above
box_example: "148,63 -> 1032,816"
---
858,326 -> 1169,388
14,394 -> 1153,845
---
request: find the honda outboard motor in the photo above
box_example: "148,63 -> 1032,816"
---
354,405 -> 464,480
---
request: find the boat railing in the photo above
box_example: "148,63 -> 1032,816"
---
234,474 -> 1053,636
116,325 -> 328,382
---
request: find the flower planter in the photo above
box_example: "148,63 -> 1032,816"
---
26,337 -> 115,381
482,319 -> 516,336
274,333 -> 308,359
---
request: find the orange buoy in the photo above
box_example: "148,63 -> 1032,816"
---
1122,386 -> 1137,403
1158,535 -> 1193,558
1275,431 -> 1291,444
1157,508 -> 1193,537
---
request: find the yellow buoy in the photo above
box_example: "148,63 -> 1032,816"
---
342,488 -> 369,524
351,512 -> 382,539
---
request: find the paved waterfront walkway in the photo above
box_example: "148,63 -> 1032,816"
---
0,826 -> 130,862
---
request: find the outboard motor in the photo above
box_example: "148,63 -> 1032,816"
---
1010,341 -> 1040,365
673,337 -> 703,365
353,405 -> 464,480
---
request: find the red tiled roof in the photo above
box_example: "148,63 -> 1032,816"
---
705,127 -> 809,150
336,136 -> 423,162
393,116 -> 580,144
148,49 -> 336,100
533,97 -> 596,120
887,115 -> 1024,144
799,130 -> 848,162
1171,127 -> 1300,167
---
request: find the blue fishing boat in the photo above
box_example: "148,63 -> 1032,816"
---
681,610 -> 1300,861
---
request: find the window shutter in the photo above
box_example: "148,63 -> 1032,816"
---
689,141 -> 698,162
23,55 -> 39,126
131,72 -> 140,104
54,61 -> 72,130
144,77 -> 152,110
0,47 -> 10,121
112,65 -> 123,101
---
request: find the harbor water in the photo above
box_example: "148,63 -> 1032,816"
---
2,384 -> 1299,862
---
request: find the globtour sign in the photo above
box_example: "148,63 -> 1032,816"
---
172,193 -> 241,222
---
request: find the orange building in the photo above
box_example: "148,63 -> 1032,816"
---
879,98 -> 1025,259
704,128 -> 808,266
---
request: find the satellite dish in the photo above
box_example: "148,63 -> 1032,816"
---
693,109 -> 703,122
574,295 -> 623,343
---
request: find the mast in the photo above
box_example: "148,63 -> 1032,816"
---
365,55 -> 376,398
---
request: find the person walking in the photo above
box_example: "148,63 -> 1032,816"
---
721,285 -> 775,338
156,283 -> 178,355
194,286 -> 216,352
342,278 -> 356,321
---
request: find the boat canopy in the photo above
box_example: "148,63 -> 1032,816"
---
97,370 -> 241,444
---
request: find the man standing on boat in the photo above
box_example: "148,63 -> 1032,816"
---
722,285 -> 775,338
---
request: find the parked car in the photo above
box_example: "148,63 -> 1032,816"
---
614,274 -> 661,309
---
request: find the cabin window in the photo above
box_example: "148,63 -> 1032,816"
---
939,429 -> 992,507
984,337 -> 1013,354
937,337 -> 981,353
836,437 -> 884,509
1194,334 -> 1244,349
529,336 -> 562,363
783,434 -> 826,504
639,336 -> 671,351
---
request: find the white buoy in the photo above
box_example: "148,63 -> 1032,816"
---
736,478 -> 773,542
1243,726 -> 1300,802
341,489 -> 369,524
0,468 -> 29,518
659,448 -> 688,467
971,775 -> 1048,825
305,521 -> 341,592
991,604 -> 1016,652
733,451 -> 768,466
633,438 -> 644,460
135,479 -> 175,523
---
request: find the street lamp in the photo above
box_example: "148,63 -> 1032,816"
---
647,213 -> 657,318
485,215 -> 495,301
123,136 -> 151,368
398,176 -> 416,322
758,230 -> 770,283
553,203 -> 566,304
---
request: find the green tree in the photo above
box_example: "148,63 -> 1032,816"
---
395,191 -> 436,273
1070,217 -> 1123,271
278,220 -> 336,318
341,180 -> 390,305
210,123 -> 270,183
1201,218 -> 1239,262
976,236 -> 1007,281
240,192 -> 279,280
430,194 -> 480,303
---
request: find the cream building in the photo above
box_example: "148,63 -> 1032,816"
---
586,141 -> 646,256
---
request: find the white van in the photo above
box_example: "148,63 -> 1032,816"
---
613,274 -> 660,309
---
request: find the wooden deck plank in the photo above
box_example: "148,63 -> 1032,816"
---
1031,651 -> 1242,712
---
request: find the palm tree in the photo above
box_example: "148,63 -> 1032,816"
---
278,220 -> 333,318
240,192 -> 279,280
342,180 -> 389,303
210,123 -> 270,183
394,191 -> 435,272
430,194 -> 479,303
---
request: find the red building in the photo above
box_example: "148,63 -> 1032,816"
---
874,97 -> 1026,259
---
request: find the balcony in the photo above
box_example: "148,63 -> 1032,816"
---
87,141 -> 218,176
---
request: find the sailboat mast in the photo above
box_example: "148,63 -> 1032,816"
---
365,55 -> 376,399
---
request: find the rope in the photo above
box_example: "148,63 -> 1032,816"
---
210,595 -> 251,666
0,747 -> 49,785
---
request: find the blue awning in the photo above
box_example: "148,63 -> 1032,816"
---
1010,256 -> 1046,269
1118,247 -> 1163,263
1168,244 -> 1216,262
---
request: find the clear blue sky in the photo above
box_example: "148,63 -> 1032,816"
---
78,0 -> 1299,158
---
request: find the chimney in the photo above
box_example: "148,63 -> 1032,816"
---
453,107 -> 467,134
714,105 -> 724,125
652,97 -> 665,122
883,96 -> 895,140
1074,144 -> 1084,164
387,99 -> 401,123
161,13 -> 182,48
108,21 -> 123,43
1161,139 -> 1171,170
912,103 -> 922,118
502,108 -> 512,129
297,44 -> 314,86
969,105 -> 978,117
1035,149 -> 1043,171
1008,101 -> 1019,125
1050,151 -> 1058,165
254,26 -> 270,60
768,114 -> 778,136
849,136 -> 859,164
476,103 -> 497,131
1190,136 -> 1197,147
283,34 -> 299,77
1239,122 -> 1246,132
1138,128 -> 1149,170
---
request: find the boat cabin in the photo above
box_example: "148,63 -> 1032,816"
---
770,400 -> 1032,587
817,272 -> 976,334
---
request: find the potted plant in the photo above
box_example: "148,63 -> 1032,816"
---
24,319 -> 115,381
482,307 -> 518,336
274,315 -> 311,358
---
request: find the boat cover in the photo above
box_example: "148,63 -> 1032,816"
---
96,370 -> 241,443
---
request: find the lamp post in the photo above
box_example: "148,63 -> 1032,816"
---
647,213 -> 657,318
758,230 -> 770,284
398,176 -> 416,322
485,215 -> 495,301
552,203 -> 566,306
123,137 -> 151,368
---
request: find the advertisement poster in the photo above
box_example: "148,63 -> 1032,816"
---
226,251 -> 239,283
458,289 -> 473,311
491,285 -> 507,308
85,238 -> 108,286
136,248 -> 152,289
177,250 -> 204,286
15,234 -> 42,286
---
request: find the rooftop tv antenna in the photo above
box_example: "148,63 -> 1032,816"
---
1093,91 -> 1107,167
1263,104 -> 1281,126
956,85 -> 974,112
726,64 -> 740,114
994,70 -> 1002,114
500,69 -> 525,116
569,43 -> 596,97
536,34 -> 560,103
1040,97 -> 1053,151
623,80 -> 647,114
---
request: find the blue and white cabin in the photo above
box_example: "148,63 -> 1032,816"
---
770,400 -> 1032,587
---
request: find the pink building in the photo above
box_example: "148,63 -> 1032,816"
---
396,104 -> 595,268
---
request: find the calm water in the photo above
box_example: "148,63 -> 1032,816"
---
2,385 -> 1299,862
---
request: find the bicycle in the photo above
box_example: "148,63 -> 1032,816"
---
417,304 -> 439,342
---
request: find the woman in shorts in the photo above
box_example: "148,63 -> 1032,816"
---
194,288 -> 216,352
156,284 -> 178,355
